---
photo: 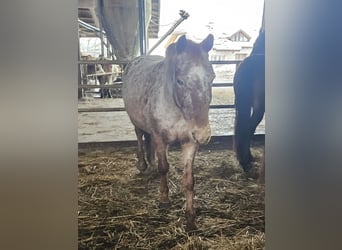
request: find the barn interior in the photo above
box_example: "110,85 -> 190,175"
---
78,0 -> 265,249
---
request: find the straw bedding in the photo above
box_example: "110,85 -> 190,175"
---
78,142 -> 264,249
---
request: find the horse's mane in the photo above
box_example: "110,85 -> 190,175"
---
165,42 -> 177,59
162,43 -> 177,83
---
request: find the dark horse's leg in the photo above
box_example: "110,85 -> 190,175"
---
98,76 -> 105,99
234,85 -> 254,172
249,106 -> 265,137
134,127 -> 148,172
250,81 -> 265,137
181,142 -> 199,231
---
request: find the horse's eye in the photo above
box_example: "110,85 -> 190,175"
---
176,79 -> 184,85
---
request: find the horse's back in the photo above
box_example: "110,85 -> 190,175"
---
234,54 -> 265,94
235,54 -> 264,81
124,55 -> 164,80
122,55 -> 165,131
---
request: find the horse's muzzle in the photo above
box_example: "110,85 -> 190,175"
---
191,125 -> 211,145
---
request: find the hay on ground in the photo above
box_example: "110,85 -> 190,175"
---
78,142 -> 265,249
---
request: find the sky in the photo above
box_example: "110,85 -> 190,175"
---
159,0 -> 263,38
149,0 -> 264,54
80,0 -> 265,57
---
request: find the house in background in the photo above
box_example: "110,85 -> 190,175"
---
210,29 -> 254,61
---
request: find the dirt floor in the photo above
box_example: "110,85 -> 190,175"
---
78,139 -> 265,249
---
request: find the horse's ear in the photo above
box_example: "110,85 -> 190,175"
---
176,35 -> 187,53
201,34 -> 214,52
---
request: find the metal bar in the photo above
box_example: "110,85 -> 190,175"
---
147,10 -> 189,55
78,134 -> 265,149
99,20 -> 105,56
212,83 -> 233,87
78,107 -> 126,112
211,60 -> 242,65
86,72 -> 115,77
78,84 -> 122,89
78,19 -> 105,34
138,0 -> 147,55
210,104 -> 235,109
79,83 -> 233,89
78,60 -> 239,65
78,104 -> 235,113
78,60 -> 129,65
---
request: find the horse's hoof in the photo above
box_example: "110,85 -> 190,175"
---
185,222 -> 198,233
158,201 -> 171,209
136,161 -> 148,172
185,211 -> 197,232
241,162 -> 253,173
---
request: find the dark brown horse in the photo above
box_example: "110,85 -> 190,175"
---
233,30 -> 265,172
122,34 -> 215,231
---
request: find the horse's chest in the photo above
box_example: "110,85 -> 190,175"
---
150,110 -> 191,142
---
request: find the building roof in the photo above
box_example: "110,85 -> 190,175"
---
213,29 -> 254,51
228,29 -> 252,42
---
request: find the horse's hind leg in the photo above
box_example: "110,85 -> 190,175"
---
144,132 -> 156,167
249,96 -> 265,137
234,114 -> 253,171
234,95 -> 254,172
135,127 -> 148,172
250,107 -> 264,137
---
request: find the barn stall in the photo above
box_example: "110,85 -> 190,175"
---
78,0 -> 265,249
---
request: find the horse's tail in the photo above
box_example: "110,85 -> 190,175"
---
233,71 -> 253,172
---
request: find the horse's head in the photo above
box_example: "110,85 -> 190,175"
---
166,34 -> 215,144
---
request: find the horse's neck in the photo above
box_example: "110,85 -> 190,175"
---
251,44 -> 264,56
251,34 -> 265,55
159,60 -> 177,103
162,57 -> 175,83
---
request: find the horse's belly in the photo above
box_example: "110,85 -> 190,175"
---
123,95 -> 150,130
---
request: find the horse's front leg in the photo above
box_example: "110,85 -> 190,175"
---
153,135 -> 170,207
181,142 -> 199,231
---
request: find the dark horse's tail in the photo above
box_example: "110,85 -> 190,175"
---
233,60 -> 254,172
